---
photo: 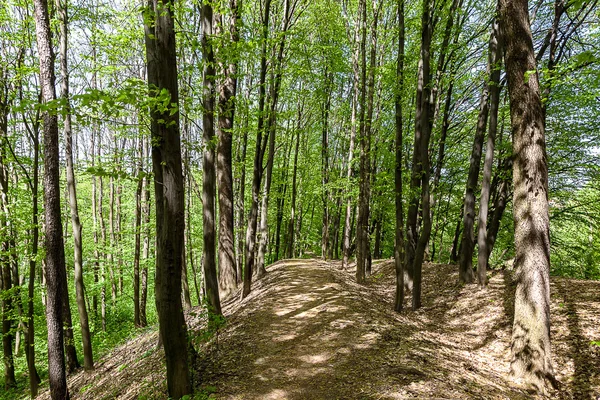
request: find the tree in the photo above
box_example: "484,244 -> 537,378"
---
33,0 -> 70,395
201,0 -> 223,316
500,0 -> 557,392
144,0 -> 192,396
394,0 -> 405,312
56,0 -> 93,370
216,0 -> 241,300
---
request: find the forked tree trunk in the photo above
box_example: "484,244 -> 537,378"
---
501,0 -> 556,392
33,0 -> 70,394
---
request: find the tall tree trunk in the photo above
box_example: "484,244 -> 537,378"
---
476,17 -> 503,287
256,0 -> 291,277
286,102 -> 302,259
0,82 -> 16,389
501,0 -> 556,391
134,136 -> 143,327
342,0 -> 361,270
145,0 -> 192,396
236,108 -> 248,281
216,0 -> 241,299
140,165 -> 150,327
201,0 -> 223,316
33,0 -> 70,394
25,108 -> 41,396
458,26 -> 498,284
57,0 -> 93,370
242,0 -> 272,298
410,0 -> 433,310
355,0 -> 368,284
321,68 -> 332,260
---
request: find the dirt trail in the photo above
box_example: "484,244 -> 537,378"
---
39,258 -> 600,400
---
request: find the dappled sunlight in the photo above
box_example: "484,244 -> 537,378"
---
47,258 -> 599,399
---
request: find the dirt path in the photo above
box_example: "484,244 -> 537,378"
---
196,259 -> 532,399
39,258 -> 599,400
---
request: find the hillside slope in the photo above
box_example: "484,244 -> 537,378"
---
39,259 -> 599,399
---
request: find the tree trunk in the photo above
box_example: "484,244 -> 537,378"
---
145,0 -> 191,396
342,0 -> 361,270
33,0 -> 70,394
216,0 -> 241,299
501,0 -> 556,391
410,0 -> 433,310
26,107 -> 41,397
256,0 -> 291,277
476,17 -> 503,287
242,0 -> 272,298
201,0 -> 223,316
140,166 -> 150,327
458,38 -> 492,283
236,107 -> 248,281
355,0 -> 369,284
321,68 -> 332,260
286,103 -> 302,259
134,137 -> 143,327
57,0 -> 93,370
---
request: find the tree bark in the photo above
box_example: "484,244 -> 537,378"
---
145,0 -> 192,396
355,0 -> 368,284
201,0 -> 223,316
476,17 -> 503,287
216,0 -> 241,299
242,0 -> 272,298
33,0 -> 70,394
57,0 -> 93,370
411,0 -> 434,310
501,0 -> 556,392
394,0 -> 405,312
458,30 -> 493,284
134,136 -> 143,327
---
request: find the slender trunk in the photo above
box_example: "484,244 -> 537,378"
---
56,0 -> 93,369
476,18 -> 503,287
186,174 -> 201,304
236,114 -> 248,281
501,0 -> 556,391
242,0 -> 272,298
140,168 -> 150,327
411,0 -> 433,310
256,0 -> 291,276
27,115 -> 41,396
342,1 -> 361,270
321,69 -> 332,260
458,89 -> 490,283
108,174 -> 117,304
134,137 -> 143,327
33,0 -> 70,394
286,105 -> 301,259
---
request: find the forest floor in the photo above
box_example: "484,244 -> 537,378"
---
38,259 -> 600,399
